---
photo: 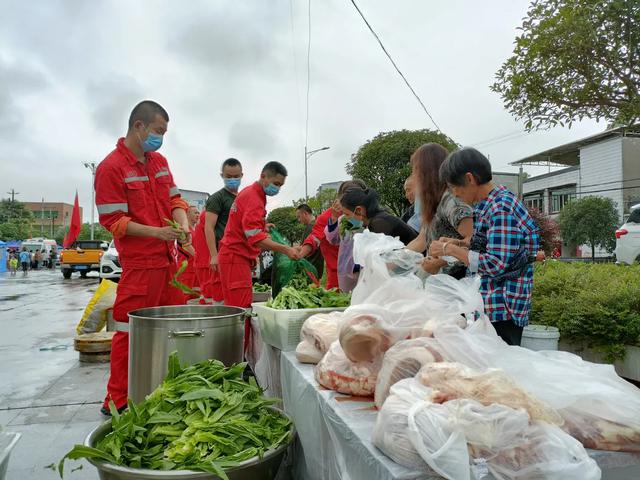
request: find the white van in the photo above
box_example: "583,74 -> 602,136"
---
22,238 -> 58,256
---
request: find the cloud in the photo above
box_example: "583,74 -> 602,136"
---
228,120 -> 282,157
0,57 -> 49,139
85,75 -> 145,137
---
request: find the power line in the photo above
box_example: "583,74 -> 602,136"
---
348,0 -> 442,132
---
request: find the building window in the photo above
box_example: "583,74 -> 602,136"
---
550,190 -> 575,213
524,195 -> 543,211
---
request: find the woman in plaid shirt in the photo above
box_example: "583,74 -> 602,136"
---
429,148 -> 540,346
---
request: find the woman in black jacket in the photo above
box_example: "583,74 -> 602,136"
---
340,188 -> 417,245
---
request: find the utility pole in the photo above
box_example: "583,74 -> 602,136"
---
304,146 -> 330,199
6,189 -> 19,202
41,197 -> 45,236
83,162 -> 97,240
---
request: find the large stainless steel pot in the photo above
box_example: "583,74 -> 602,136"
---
84,419 -> 293,480
128,305 -> 246,403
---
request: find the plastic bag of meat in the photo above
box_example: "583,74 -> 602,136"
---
338,311 -> 393,363
296,339 -> 324,364
314,341 -> 381,396
406,397 -> 600,480
372,378 -> 436,470
374,337 -> 445,409
433,317 -> 640,452
417,362 -> 563,425
300,311 -> 343,355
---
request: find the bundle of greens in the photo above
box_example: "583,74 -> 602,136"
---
266,285 -> 351,310
58,353 -> 292,479
164,218 -> 188,243
252,283 -> 271,293
170,260 -> 199,297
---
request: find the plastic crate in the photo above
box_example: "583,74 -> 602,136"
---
252,302 -> 347,351
252,291 -> 272,303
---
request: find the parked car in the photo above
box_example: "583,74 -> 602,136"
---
99,241 -> 122,281
59,240 -> 107,279
615,204 -> 640,264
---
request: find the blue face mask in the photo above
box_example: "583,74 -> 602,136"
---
348,217 -> 363,228
224,178 -> 241,191
414,196 -> 422,216
142,132 -> 163,152
264,183 -> 280,196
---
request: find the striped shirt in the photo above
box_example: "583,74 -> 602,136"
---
468,186 -> 539,326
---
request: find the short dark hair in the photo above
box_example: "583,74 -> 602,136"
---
221,158 -> 242,170
340,188 -> 383,217
262,161 -> 288,177
128,100 -> 169,129
439,147 -> 492,186
338,179 -> 367,195
296,204 -> 313,214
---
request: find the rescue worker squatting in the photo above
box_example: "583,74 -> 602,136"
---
95,100 -> 191,415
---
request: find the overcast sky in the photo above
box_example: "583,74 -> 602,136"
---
1,0 -> 606,222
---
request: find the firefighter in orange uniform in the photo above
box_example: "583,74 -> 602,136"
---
95,100 -> 191,415
217,162 -> 300,349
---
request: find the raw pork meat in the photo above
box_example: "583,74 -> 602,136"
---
300,311 -> 343,354
296,339 -> 324,364
338,313 -> 393,363
374,337 -> 444,409
417,362 -> 563,426
314,341 -> 381,396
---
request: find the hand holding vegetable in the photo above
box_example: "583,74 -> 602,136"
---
155,225 -> 182,241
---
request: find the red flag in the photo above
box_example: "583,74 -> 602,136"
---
63,191 -> 81,248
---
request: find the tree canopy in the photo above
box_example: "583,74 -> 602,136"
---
492,0 -> 640,129
347,129 -> 458,216
294,188 -> 337,216
0,200 -> 35,241
54,223 -> 112,244
266,207 -> 305,245
558,196 -> 619,260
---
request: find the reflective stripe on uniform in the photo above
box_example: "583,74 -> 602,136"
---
169,187 -> 179,196
313,236 -> 321,247
96,202 -> 129,214
244,229 -> 262,238
155,170 -> 169,178
124,175 -> 149,183
114,321 -> 129,333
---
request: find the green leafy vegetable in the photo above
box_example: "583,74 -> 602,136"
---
170,260 -> 199,297
59,353 -> 293,479
164,218 -> 188,243
266,285 -> 351,310
252,283 -> 271,293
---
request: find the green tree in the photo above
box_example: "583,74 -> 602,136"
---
347,129 -> 458,216
54,223 -> 112,244
558,196 -> 619,261
294,188 -> 338,215
492,0 -> 640,130
266,207 -> 305,244
0,200 -> 34,240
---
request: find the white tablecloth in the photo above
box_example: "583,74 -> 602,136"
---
279,351 -> 640,480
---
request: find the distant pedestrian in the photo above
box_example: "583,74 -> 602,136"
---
19,247 -> 30,275
9,254 -> 18,276
49,248 -> 57,269
41,250 -> 48,268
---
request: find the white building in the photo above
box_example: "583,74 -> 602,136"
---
179,189 -> 210,211
512,124 -> 640,256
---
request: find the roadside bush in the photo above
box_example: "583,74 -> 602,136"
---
532,262 -> 640,361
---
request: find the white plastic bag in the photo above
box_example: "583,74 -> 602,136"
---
417,362 -> 563,425
372,378 -> 435,470
433,319 -> 640,452
424,274 -> 484,320
300,311 -> 343,355
374,337 -> 445,409
351,230 -> 420,305
314,341 -> 380,396
296,339 -> 324,364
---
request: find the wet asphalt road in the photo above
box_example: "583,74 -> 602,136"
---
1,268 -> 107,479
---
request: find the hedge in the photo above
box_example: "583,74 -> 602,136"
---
531,262 -> 640,361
